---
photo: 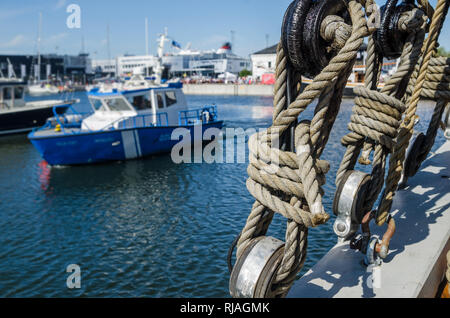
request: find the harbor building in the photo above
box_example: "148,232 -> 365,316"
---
91,43 -> 251,79
251,43 -> 369,83
250,44 -> 278,82
0,53 -> 92,82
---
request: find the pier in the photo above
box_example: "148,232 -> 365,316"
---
288,141 -> 450,298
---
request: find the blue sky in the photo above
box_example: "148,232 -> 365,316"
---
0,0 -> 448,59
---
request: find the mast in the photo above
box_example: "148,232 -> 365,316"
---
145,17 -> 149,76
36,12 -> 42,81
106,24 -> 112,77
155,28 -> 169,85
145,18 -> 149,56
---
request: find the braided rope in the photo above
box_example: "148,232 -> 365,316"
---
377,0 -> 449,226
335,5 -> 425,216
401,56 -> 450,182
235,0 -> 368,298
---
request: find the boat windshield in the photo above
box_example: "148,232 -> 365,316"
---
104,97 -> 133,111
90,98 -> 105,111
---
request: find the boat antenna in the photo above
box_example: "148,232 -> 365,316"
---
145,17 -> 149,77
106,23 -> 112,77
230,30 -> 235,53
37,12 -> 42,82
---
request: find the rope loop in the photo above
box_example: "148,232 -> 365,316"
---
232,0 -> 368,298
343,87 -> 406,150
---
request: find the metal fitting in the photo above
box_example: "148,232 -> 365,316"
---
333,170 -> 371,239
229,236 -> 284,298
365,237 -> 382,266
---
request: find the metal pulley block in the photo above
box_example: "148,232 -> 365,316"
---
333,170 -> 371,239
374,0 -> 418,59
229,236 -> 284,298
282,0 -> 350,78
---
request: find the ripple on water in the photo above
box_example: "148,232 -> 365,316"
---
0,93 -> 446,297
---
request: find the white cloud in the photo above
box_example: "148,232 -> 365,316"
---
55,0 -> 67,10
0,35 -> 26,48
0,8 -> 29,19
45,33 -> 69,43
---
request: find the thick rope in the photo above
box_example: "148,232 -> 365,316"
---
377,0 -> 449,226
335,4 -> 426,216
235,0 -> 368,298
401,56 -> 450,182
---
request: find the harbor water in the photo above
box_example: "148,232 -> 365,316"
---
0,92 -> 445,297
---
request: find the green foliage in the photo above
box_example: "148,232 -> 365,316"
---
437,47 -> 450,58
239,69 -> 252,77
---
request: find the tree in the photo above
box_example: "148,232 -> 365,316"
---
239,69 -> 252,77
437,46 -> 450,57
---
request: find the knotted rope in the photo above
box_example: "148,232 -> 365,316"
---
401,56 -> 450,183
235,0 -> 368,298
336,2 -> 426,216
377,0 -> 449,226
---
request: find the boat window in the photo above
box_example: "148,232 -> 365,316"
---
128,95 -> 152,110
156,93 -> 164,109
90,98 -> 104,111
165,91 -> 177,107
105,97 -> 132,111
14,87 -> 24,99
3,87 -> 11,100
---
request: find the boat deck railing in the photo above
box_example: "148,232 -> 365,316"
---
115,113 -> 169,130
36,104 -> 92,134
32,105 -> 219,137
178,105 -> 218,126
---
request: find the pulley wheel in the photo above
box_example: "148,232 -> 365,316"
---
282,0 -> 350,78
333,170 -> 371,224
229,236 -> 284,298
282,0 -> 313,75
375,0 -> 417,59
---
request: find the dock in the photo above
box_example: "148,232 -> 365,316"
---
288,140 -> 450,298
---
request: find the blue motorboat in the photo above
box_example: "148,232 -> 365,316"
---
28,82 -> 223,165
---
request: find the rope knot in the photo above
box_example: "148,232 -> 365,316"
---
398,8 -> 427,32
342,87 -> 406,150
321,15 -> 352,52
246,130 -> 330,228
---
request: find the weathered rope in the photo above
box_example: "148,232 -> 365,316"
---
335,3 -> 426,216
377,0 -> 449,226
401,56 -> 450,182
235,0 -> 368,298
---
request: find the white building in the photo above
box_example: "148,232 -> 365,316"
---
116,55 -> 158,76
91,56 -> 158,76
250,44 -> 277,81
91,59 -> 117,74
91,43 -> 250,79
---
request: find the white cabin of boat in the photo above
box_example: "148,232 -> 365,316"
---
84,83 -> 189,131
0,79 -> 27,109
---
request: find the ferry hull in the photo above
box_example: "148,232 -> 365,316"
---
0,104 -> 69,136
29,121 -> 223,165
